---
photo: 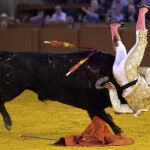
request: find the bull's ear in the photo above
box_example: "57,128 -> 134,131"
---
0,51 -> 14,61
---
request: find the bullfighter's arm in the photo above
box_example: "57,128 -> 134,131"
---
104,82 -> 133,114
109,89 -> 133,114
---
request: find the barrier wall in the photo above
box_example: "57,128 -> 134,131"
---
0,28 -> 39,52
0,25 -> 149,66
79,25 -> 113,53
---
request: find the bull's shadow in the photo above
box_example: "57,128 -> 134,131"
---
0,50 -> 126,134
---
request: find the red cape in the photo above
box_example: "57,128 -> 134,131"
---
55,116 -> 134,147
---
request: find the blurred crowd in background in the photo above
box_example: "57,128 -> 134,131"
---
1,0 -> 150,29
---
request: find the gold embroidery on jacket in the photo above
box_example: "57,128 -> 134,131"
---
113,30 -> 150,113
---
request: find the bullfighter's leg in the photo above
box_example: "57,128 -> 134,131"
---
110,5 -> 150,114
105,24 -> 133,113
110,23 -> 128,87
124,7 -> 148,83
110,23 -> 127,83
0,103 -> 12,130
111,4 -> 149,86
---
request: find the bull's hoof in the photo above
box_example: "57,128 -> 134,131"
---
4,123 -> 12,130
3,116 -> 12,130
113,126 -> 123,135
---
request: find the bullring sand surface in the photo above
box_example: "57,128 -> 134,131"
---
0,90 -> 150,150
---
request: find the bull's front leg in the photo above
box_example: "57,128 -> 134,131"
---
98,110 -> 122,135
0,103 -> 12,130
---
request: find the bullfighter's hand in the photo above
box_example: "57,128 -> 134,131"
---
104,82 -> 116,90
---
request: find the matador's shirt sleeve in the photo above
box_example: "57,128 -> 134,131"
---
109,89 -> 133,114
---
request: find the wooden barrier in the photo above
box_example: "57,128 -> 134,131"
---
12,23 -> 42,29
0,25 -> 149,67
79,25 -> 113,54
44,23 -> 73,29
0,28 -> 39,52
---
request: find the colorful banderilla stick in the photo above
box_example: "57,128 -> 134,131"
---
66,52 -> 95,76
44,40 -> 75,48
44,40 -> 94,49
20,134 -> 58,141
44,40 -> 97,76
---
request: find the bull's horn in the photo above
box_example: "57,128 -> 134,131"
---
95,76 -> 110,90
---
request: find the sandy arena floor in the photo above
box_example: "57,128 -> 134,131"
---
0,90 -> 150,150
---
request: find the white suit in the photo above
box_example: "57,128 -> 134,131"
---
111,29 -> 150,115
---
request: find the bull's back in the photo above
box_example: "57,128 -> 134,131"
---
0,51 -> 113,110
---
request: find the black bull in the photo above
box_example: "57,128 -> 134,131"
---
0,50 -> 126,134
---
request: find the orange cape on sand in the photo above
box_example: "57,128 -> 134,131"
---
55,116 -> 134,147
